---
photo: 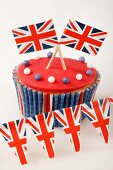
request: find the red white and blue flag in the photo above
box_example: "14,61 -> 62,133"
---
60,19 -> 107,55
0,118 -> 27,165
26,112 -> 55,158
108,97 -> 113,104
12,19 -> 58,54
53,105 -> 81,152
82,98 -> 110,143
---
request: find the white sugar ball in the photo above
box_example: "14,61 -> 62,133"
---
48,76 -> 55,83
34,55 -> 40,60
76,74 -> 82,80
24,68 -> 31,75
87,63 -> 93,68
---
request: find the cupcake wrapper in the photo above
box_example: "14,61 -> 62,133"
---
38,92 -> 43,114
59,94 -> 65,109
13,77 -> 20,108
33,91 -> 39,116
20,84 -> 26,115
23,87 -> 30,118
64,93 -> 70,108
74,92 -> 80,106
13,70 -> 100,127
28,89 -> 34,117
83,88 -> 89,103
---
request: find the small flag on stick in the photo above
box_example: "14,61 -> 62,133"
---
60,19 -> 107,55
12,19 -> 58,54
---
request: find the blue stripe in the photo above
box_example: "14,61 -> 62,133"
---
83,88 -> 89,103
86,88 -> 92,103
23,87 -> 30,117
53,94 -> 59,126
70,93 -> 75,106
64,93 -> 70,108
28,89 -> 34,117
38,92 -> 43,114
53,94 -> 59,110
59,94 -> 65,109
74,92 -> 80,106
33,91 -> 39,115
20,84 -> 26,117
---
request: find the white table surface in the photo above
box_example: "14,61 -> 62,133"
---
0,0 -> 113,169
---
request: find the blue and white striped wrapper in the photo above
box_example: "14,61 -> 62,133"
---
23,86 -> 30,118
13,77 -> 20,108
13,69 -> 100,127
33,91 -> 39,116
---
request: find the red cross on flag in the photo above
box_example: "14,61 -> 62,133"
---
26,112 -> 55,158
108,97 -> 113,104
53,105 -> 81,152
12,19 -> 58,54
82,98 -> 110,143
0,118 -> 27,165
60,19 -> 107,55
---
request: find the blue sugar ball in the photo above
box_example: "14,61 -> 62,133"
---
24,60 -> 30,66
79,56 -> 85,62
62,77 -> 70,84
35,74 -> 42,81
86,69 -> 92,76
47,52 -> 53,58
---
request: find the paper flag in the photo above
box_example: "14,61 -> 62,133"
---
60,19 -> 107,55
12,19 -> 58,54
26,112 -> 55,158
53,105 -> 81,152
108,97 -> 113,104
82,98 -> 110,143
0,97 -> 112,165
0,118 -> 27,165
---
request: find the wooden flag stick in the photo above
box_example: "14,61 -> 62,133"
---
46,45 -> 59,70
46,44 -> 67,70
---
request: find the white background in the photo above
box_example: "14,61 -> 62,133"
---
0,0 -> 113,169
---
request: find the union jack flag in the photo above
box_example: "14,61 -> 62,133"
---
12,19 -> 58,54
82,98 -> 110,143
0,118 -> 27,165
53,105 -> 81,152
26,112 -> 55,158
108,97 -> 113,104
60,19 -> 107,55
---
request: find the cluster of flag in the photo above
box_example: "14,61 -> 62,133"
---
0,97 -> 112,165
12,19 -> 107,56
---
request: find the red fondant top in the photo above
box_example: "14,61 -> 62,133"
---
17,57 -> 97,93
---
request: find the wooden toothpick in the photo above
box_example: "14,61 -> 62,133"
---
46,44 -> 67,70
46,45 -> 59,70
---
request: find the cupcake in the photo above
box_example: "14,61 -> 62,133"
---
13,56 -> 100,127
